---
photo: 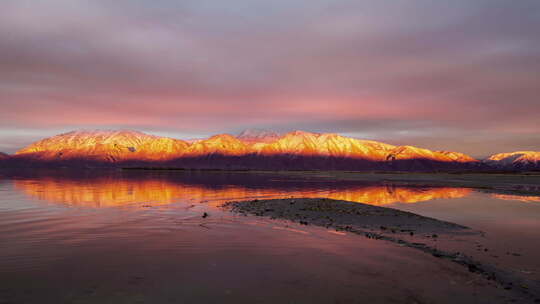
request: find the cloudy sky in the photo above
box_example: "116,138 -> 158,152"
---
1,0 -> 539,157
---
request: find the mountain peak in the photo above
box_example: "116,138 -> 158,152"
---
280,130 -> 322,139
237,128 -> 281,143
487,151 -> 540,161
205,133 -> 246,144
57,129 -> 149,137
15,129 -> 188,162
186,133 -> 248,156
486,151 -> 540,169
237,128 -> 279,137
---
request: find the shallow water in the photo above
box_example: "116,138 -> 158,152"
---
0,170 -> 539,303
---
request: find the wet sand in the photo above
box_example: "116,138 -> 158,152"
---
224,197 -> 540,303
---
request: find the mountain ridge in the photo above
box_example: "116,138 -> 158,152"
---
5,129 -> 539,171
485,151 -> 540,170
15,130 -> 189,162
237,128 -> 281,144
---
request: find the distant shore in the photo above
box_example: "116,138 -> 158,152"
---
3,167 -> 540,195
122,168 -> 540,195
249,170 -> 540,196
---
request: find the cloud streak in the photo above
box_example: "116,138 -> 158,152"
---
0,0 -> 539,156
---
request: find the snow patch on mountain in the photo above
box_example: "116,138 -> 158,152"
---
485,151 -> 540,170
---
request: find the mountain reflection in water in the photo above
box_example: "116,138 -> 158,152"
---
491,194 -> 540,203
9,170 -> 473,207
2,169 -> 540,303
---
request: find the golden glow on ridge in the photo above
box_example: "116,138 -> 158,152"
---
14,130 -> 479,163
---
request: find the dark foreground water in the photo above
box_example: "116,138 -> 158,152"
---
0,170 -> 539,303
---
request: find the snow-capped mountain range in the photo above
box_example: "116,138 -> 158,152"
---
1,129 -> 538,171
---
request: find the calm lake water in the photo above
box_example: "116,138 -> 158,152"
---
1,170 -> 539,303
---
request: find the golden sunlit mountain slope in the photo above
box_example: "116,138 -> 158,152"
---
387,146 -> 476,163
258,131 -> 477,163
11,129 -> 487,170
486,151 -> 540,169
436,151 -> 477,163
15,130 -> 188,162
258,131 -> 394,160
185,134 -> 250,156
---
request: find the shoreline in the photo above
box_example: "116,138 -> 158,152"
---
223,198 -> 539,302
234,170 -> 540,196
124,168 -> 540,197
